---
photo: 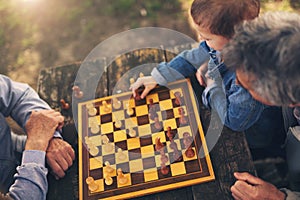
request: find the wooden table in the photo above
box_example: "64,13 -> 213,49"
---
38,44 -> 256,200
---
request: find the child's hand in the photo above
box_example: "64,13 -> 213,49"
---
129,76 -> 157,99
196,63 -> 208,87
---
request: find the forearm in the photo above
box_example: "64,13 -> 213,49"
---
8,151 -> 48,200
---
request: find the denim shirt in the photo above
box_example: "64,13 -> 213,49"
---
151,42 -> 282,139
0,74 -> 61,199
151,41 -> 265,131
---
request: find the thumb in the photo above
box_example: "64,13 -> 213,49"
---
141,87 -> 152,99
234,172 -> 263,185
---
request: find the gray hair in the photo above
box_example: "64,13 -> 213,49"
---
223,11 -> 300,105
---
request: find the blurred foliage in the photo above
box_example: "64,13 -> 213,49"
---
0,0 -> 299,86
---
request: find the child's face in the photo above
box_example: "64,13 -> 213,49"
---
194,25 -> 229,51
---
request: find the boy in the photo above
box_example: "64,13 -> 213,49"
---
130,0 -> 285,159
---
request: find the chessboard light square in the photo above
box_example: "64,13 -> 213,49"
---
183,147 -> 197,161
89,156 -> 103,170
159,99 -> 173,111
138,124 -> 151,137
101,143 -> 115,155
125,117 -> 138,127
173,106 -> 187,118
116,150 -> 129,164
88,116 -> 100,127
166,140 -> 182,152
103,164 -> 116,177
170,89 -> 183,98
90,179 -> 104,193
163,119 -> 177,130
100,104 -> 112,114
143,168 -> 158,182
140,145 -> 155,158
117,173 -> 131,188
101,122 -> 114,134
146,93 -> 159,103
135,105 -> 148,116
127,138 -> 141,150
129,159 -> 144,173
112,110 -> 125,121
177,127 -> 192,138
113,130 -> 127,142
170,162 -> 186,176
88,135 -> 102,146
152,132 -> 166,144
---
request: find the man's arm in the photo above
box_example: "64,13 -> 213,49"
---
0,75 -> 75,179
6,110 -> 64,200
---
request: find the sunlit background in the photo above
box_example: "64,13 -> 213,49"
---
0,0 -> 299,88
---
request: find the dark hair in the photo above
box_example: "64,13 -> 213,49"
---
223,11 -> 300,105
191,0 -> 260,38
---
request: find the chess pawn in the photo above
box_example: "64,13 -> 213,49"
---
104,174 -> 113,186
114,118 -> 122,129
166,126 -> 174,140
160,153 -> 169,163
86,177 -> 99,192
185,146 -> 195,158
117,148 -> 127,161
178,107 -> 187,125
102,100 -> 111,113
154,117 -> 162,130
126,103 -> 134,116
90,124 -> 100,134
104,161 -> 114,173
160,163 -> 169,175
174,91 -> 182,106
117,168 -> 128,185
72,85 -> 83,99
60,99 -> 70,110
129,78 -> 135,86
88,145 -> 99,157
88,107 -> 97,116
128,126 -> 136,137
139,72 -> 144,78
112,97 -> 122,110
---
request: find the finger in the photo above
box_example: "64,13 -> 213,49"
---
231,182 -> 249,200
234,172 -> 263,185
67,147 -> 76,161
141,87 -> 152,99
47,159 -> 66,178
231,192 -> 242,200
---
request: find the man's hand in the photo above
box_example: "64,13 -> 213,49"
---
25,110 -> 64,151
231,172 -> 286,200
46,138 -> 75,179
129,76 -> 157,99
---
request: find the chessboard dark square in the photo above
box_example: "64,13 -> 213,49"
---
128,148 -> 142,160
142,157 -> 156,169
101,113 -> 112,123
137,115 -> 149,126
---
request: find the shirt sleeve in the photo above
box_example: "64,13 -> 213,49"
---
8,150 -> 48,200
151,42 -> 210,86
202,73 -> 265,132
280,188 -> 300,200
0,75 -> 61,138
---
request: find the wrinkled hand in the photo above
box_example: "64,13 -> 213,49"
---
196,63 -> 208,87
46,138 -> 75,179
231,172 -> 286,200
25,110 -> 64,151
129,76 -> 157,99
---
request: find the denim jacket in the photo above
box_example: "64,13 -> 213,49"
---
151,41 -> 266,131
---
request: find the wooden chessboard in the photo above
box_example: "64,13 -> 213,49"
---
78,79 -> 215,200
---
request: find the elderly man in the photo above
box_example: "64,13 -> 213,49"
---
223,11 -> 300,200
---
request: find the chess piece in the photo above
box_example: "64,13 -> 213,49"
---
88,144 -> 99,156
117,168 -> 128,185
88,107 -> 97,116
72,85 -> 83,99
178,107 -> 187,125
160,153 -> 169,163
104,161 -> 114,173
101,135 -> 110,144
183,132 -> 195,158
90,124 -> 100,134
160,163 -> 169,175
117,148 -> 127,161
155,137 -> 164,151
60,99 -> 70,110
139,72 -> 144,78
86,177 -> 99,192
102,135 -> 114,153
174,91 -> 182,106
102,100 -> 111,113
170,140 -> 182,161
185,146 -> 195,158
126,103 -> 134,116
166,126 -> 174,140
128,126 -> 136,137
104,174 -> 113,186
112,97 -> 122,110
129,78 -> 135,86
154,117 -> 162,130
148,98 -> 157,120
114,118 -> 122,129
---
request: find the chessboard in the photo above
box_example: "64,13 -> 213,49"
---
78,79 -> 215,200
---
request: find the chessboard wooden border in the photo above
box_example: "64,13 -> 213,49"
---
78,79 -> 215,200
